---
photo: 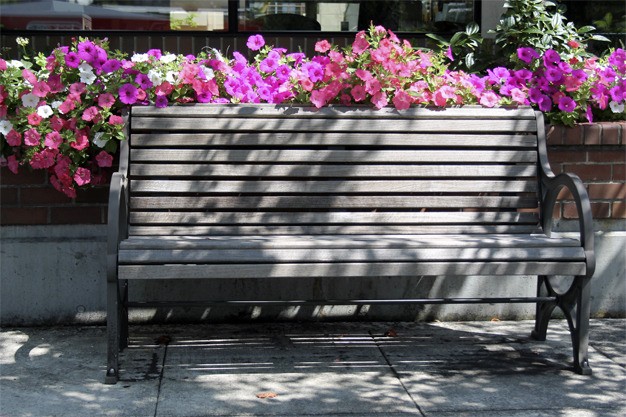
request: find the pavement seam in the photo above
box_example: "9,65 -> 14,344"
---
369,330 -> 426,417
153,343 -> 169,417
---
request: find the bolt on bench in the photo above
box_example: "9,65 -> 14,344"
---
106,104 -> 595,383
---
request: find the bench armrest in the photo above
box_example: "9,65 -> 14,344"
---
107,112 -> 130,283
536,112 -> 595,278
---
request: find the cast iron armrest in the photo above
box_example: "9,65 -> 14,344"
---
536,112 -> 595,278
106,112 -> 130,283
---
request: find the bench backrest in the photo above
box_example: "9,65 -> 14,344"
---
126,104 -> 543,236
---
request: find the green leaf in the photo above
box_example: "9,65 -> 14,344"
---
449,32 -> 463,45
577,25 -> 596,34
465,52 -> 475,69
466,22 -> 479,35
426,33 -> 449,45
591,35 -> 611,42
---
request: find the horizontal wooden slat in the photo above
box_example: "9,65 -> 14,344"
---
118,246 -> 584,264
130,179 -> 537,194
130,149 -> 537,163
118,261 -> 586,279
129,164 -> 538,179
130,132 -> 538,148
131,104 -> 538,120
131,117 -> 537,133
120,234 -> 581,250
129,195 -> 538,210
128,211 -> 539,225
127,225 -> 542,236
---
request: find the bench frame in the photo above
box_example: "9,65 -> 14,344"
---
105,105 -> 595,384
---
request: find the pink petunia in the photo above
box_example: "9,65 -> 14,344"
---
32,81 -> 51,98
246,34 -> 265,51
98,93 -> 116,108
24,128 -> 41,146
30,148 -> 57,169
479,91 -> 500,108
73,167 -> 91,186
310,90 -> 328,108
351,85 -> 367,102
7,155 -> 19,174
82,106 -> 100,122
71,129 -> 90,150
44,131 -> 63,149
27,112 -> 43,126
370,91 -> 388,109
22,69 -> 37,84
96,150 -> 114,167
392,90 -> 412,110
108,115 -> 124,125
352,31 -> 369,55
315,40 -> 332,53
5,129 -> 22,146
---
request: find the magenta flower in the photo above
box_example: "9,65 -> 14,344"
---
7,155 -> 19,174
479,91 -> 500,108
118,83 -> 138,105
586,106 -> 594,123
537,95 -> 552,112
155,95 -> 169,108
64,52 -> 80,68
24,128 -> 41,147
370,91 -> 388,109
77,40 -> 97,63
102,59 -> 122,73
392,90 -> 412,110
246,34 -> 265,51
445,46 -> 454,61
32,81 -> 51,98
96,151 -> 114,168
73,167 -> 91,186
71,130 -> 90,150
30,148 -> 57,169
351,85 -> 367,102
352,31 -> 369,55
5,129 -> 22,147
558,96 -> 576,112
303,62 -> 324,83
517,47 -> 539,64
315,40 -> 332,53
98,93 -> 116,108
544,67 -> 564,83
44,131 -> 63,149
543,49 -> 561,67
82,106 -> 100,122
135,73 -> 153,90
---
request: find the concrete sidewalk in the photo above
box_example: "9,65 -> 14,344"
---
1,319 -> 624,417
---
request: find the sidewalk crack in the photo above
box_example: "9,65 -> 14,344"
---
369,330 -> 426,417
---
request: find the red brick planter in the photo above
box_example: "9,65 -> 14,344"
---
1,121 -> 624,225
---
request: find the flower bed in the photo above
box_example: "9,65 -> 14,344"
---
1,26 -> 624,197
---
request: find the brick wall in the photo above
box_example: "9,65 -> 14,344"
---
0,168 -> 108,225
1,122 -> 624,225
547,122 -> 626,220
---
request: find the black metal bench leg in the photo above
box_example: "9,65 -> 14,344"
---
105,280 -> 122,384
120,280 -> 129,350
531,275 -> 557,341
560,275 -> 592,375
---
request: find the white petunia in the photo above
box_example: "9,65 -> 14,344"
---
51,100 -> 63,109
21,92 -> 39,107
202,66 -> 215,80
609,101 -> 625,114
92,132 -> 107,148
131,53 -> 150,63
160,54 -> 177,63
36,105 -> 53,119
80,70 -> 97,85
78,62 -> 93,73
165,71 -> 177,83
0,120 -> 13,136
147,69 -> 163,86
7,60 -> 23,68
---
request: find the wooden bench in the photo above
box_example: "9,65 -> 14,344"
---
105,104 -> 595,383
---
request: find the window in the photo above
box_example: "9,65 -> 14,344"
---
0,0 -> 478,33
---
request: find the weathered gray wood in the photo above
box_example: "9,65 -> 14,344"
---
118,261 -> 586,279
120,234 -> 581,250
131,117 -> 537,133
130,179 -> 537,194
128,211 -> 539,225
131,104 -> 538,120
129,164 -> 538,179
127,224 -> 543,236
130,132 -> 539,148
129,195 -> 539,210
118,246 -> 585,264
130,149 -> 538,163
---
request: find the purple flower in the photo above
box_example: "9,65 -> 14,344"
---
77,40 -> 96,63
135,73 -> 153,90
487,67 -> 510,84
445,46 -> 454,61
558,96 -> 576,112
118,83 -> 138,105
544,67 -> 564,83
517,47 -> 539,64
155,95 -> 168,108
147,49 -> 163,60
275,64 -> 291,81
102,59 -> 122,74
586,105 -> 594,123
537,95 -> 552,112
303,62 -> 324,83
247,34 -> 265,51
543,49 -> 561,67
65,52 -> 80,68
610,84 -> 625,102
260,56 -> 279,73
